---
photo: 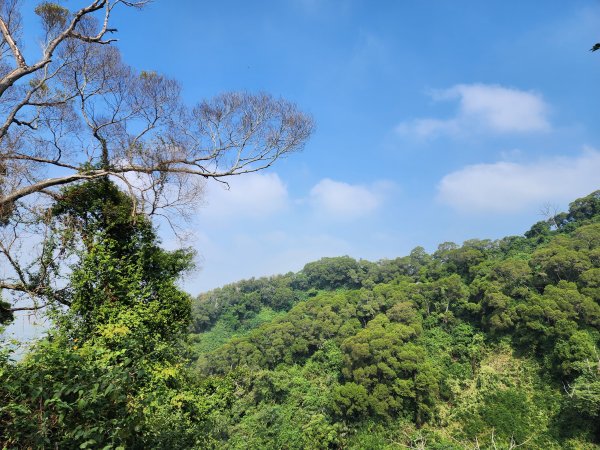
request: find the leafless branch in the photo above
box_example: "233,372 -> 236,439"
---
0,1 -> 313,316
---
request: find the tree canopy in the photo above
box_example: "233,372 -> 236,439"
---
0,0 -> 313,315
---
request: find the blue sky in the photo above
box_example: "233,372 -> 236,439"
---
25,0 -> 582,294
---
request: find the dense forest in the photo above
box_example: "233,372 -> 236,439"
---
1,185 -> 599,449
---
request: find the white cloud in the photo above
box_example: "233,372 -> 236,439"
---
437,148 -> 600,213
199,172 -> 288,220
309,178 -> 391,220
397,83 -> 550,138
396,118 -> 459,139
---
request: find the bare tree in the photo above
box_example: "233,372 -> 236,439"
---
539,202 -> 559,229
0,1 -> 313,317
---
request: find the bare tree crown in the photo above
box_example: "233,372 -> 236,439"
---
0,1 -> 313,314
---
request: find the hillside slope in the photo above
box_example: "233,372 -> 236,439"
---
189,191 -> 600,449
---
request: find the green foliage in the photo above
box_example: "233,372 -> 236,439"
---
184,189 -> 600,447
448,349 -> 564,449
190,307 -> 286,355
35,2 -> 69,31
0,181 -> 203,448
0,297 -> 13,325
479,388 -> 533,443
566,190 -> 600,223
341,314 -> 435,421
568,368 -> 600,421
4,187 -> 600,448
331,383 -> 370,419
302,256 -> 363,289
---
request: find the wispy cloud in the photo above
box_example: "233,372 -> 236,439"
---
309,178 -> 393,220
198,173 -> 288,221
437,148 -> 600,213
397,83 -> 550,138
347,32 -> 388,79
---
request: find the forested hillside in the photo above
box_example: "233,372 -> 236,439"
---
2,189 -> 599,449
187,190 -> 600,449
